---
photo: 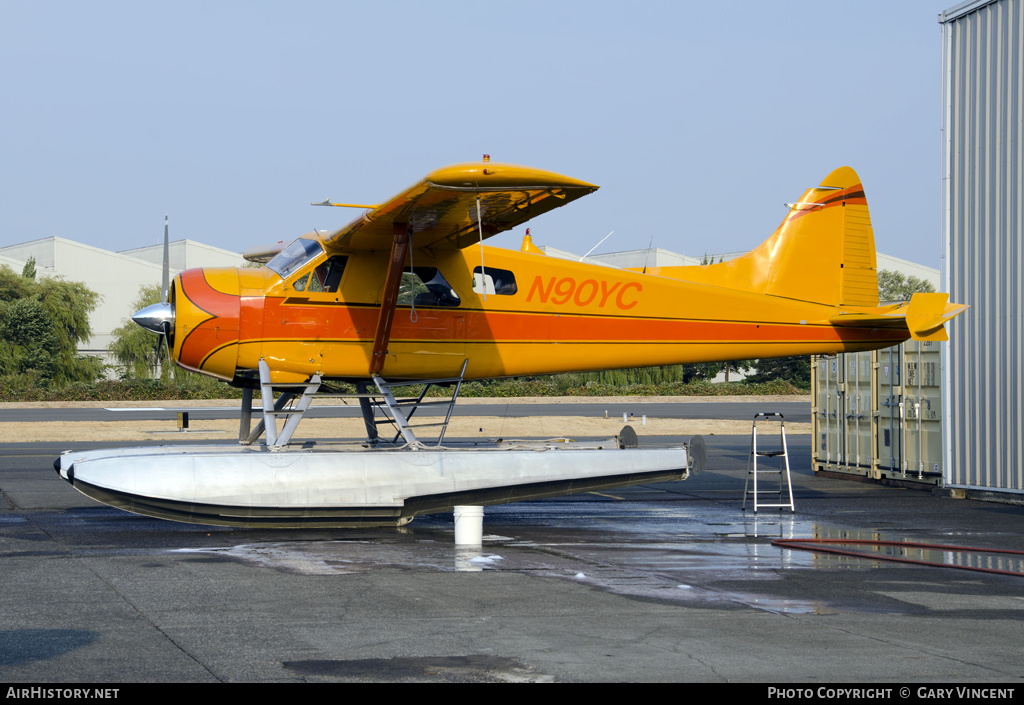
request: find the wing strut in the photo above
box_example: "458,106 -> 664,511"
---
370,223 -> 410,375
476,197 -> 487,302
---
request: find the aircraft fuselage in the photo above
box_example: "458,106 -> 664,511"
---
169,243 -> 906,385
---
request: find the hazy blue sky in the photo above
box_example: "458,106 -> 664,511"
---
1,1 -> 957,268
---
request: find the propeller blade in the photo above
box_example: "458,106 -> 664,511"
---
161,215 -> 170,304
161,321 -> 172,368
158,321 -> 168,362
153,321 -> 172,379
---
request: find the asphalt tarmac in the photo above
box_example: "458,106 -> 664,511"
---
2,403 -> 1024,684
0,399 -> 811,424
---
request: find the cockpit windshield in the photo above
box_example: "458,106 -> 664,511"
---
266,239 -> 324,279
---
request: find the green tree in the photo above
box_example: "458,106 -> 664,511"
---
35,278 -> 102,384
0,266 -> 103,387
720,359 -> 755,382
682,362 -> 723,383
745,356 -> 811,388
21,257 -> 36,280
0,298 -> 60,382
878,269 -> 935,301
0,265 -> 33,303
109,285 -> 167,380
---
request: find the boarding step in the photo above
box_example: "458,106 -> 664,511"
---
370,360 -> 469,446
237,358 -> 470,449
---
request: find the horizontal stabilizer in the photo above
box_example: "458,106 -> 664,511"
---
829,293 -> 968,342
905,292 -> 969,341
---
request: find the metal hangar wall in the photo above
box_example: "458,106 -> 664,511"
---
941,0 -> 1024,494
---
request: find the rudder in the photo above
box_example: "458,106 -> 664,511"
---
758,166 -> 878,307
648,167 -> 878,308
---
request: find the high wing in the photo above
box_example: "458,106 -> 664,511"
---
323,161 -> 599,252
242,239 -> 296,264
316,160 -> 598,374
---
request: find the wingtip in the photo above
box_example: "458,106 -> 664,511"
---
426,162 -> 599,191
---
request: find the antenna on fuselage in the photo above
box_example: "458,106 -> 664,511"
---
581,231 -> 614,261
642,236 -> 654,274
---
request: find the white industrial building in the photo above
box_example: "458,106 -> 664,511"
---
0,236 -> 244,363
542,246 -> 939,290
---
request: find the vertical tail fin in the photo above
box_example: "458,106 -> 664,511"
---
763,166 -> 878,307
651,167 -> 878,307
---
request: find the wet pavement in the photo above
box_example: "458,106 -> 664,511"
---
2,433 -> 1024,682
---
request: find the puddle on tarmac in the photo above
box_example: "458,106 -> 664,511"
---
172,539 -> 525,575
167,500 -> 869,614
778,540 -> 1024,576
172,536 -> 836,614
167,494 -> 1015,615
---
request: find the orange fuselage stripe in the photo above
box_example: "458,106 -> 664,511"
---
253,299 -> 901,345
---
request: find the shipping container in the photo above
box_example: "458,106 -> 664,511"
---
812,340 -> 944,486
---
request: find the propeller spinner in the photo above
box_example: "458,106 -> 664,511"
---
132,301 -> 174,334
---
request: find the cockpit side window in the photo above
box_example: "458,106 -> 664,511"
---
397,267 -> 460,307
293,272 -> 312,291
266,239 -> 324,279
307,256 -> 347,293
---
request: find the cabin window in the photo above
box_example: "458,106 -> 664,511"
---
398,267 -> 460,307
267,238 -> 323,279
472,266 -> 517,296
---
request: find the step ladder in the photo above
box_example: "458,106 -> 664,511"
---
742,412 -> 795,513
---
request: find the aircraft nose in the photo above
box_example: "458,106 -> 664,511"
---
132,302 -> 174,334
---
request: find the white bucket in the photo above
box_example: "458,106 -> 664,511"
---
453,505 -> 484,545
